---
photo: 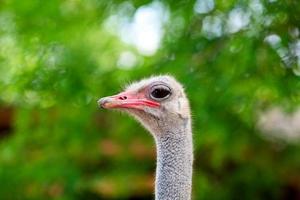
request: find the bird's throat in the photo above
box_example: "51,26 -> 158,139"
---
154,125 -> 193,200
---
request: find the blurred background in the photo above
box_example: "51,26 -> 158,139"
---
0,0 -> 300,199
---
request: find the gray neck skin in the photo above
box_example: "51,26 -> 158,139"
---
154,122 -> 193,200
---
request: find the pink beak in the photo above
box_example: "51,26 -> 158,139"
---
98,91 -> 160,110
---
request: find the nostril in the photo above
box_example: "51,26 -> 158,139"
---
118,96 -> 127,100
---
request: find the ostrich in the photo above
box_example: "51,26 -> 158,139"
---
98,75 -> 193,200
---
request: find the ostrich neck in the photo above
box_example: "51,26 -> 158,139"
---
154,120 -> 193,200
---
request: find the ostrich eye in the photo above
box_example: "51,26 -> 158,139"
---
150,85 -> 171,100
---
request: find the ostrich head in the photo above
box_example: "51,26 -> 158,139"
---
98,75 -> 191,136
98,75 -> 193,200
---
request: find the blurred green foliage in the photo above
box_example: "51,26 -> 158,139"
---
0,0 -> 300,199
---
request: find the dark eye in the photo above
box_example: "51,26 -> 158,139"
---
150,85 -> 171,100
